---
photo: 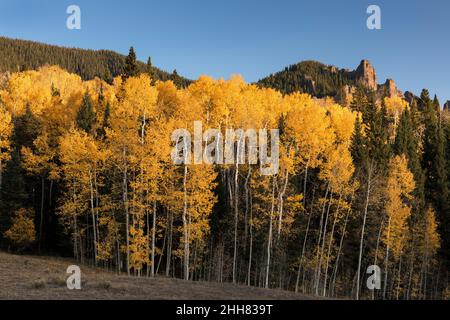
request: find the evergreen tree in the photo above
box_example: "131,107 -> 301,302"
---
394,107 -> 426,215
123,46 -> 138,80
351,117 -> 368,169
76,92 -> 96,134
363,92 -> 390,171
421,89 -> 449,257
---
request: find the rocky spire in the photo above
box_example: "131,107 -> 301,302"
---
355,60 -> 377,91
444,100 -> 450,111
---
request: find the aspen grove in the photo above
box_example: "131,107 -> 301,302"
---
0,62 -> 448,299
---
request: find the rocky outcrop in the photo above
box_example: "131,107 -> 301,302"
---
378,79 -> 402,98
355,60 -> 377,91
336,85 -> 355,107
404,91 -> 417,105
303,75 -> 316,94
336,60 -> 410,104
444,101 -> 450,111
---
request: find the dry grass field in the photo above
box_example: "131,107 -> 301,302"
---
0,251 -> 316,300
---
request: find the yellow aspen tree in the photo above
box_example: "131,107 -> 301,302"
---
4,208 -> 36,249
21,132 -> 59,248
0,106 -> 12,195
417,207 -> 441,299
384,97 -> 409,141
59,128 -> 109,265
383,154 -> 415,297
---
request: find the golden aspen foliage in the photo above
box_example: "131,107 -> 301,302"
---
383,155 -> 416,259
284,93 -> 335,170
422,207 -> 440,257
0,106 -> 12,181
384,96 -> 409,140
4,208 -> 36,247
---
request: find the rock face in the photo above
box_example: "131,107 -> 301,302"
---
444,101 -> 450,111
355,60 -> 377,91
303,75 -> 316,94
336,84 -> 355,107
404,91 -> 417,105
379,79 -> 402,98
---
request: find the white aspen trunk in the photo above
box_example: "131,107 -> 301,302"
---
396,254 -> 403,300
316,192 -> 333,296
295,210 -> 312,293
232,159 -> 239,283
356,166 -> 372,300
323,193 -> 343,297
151,200 -> 156,277
302,161 -> 309,208
313,183 -> 330,294
277,170 -> 289,238
295,187 -> 317,293
166,209 -> 173,277
89,169 -> 98,265
372,219 -> 383,300
383,216 -> 392,299
265,178 -> 276,289
72,184 -> 79,261
247,191 -> 253,286
331,206 -> 351,296
182,164 -> 189,280
146,208 -> 150,277
244,167 -> 251,248
156,212 -> 167,274
122,147 -> 130,276
39,177 -> 45,251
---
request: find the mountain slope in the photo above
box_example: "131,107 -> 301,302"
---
0,37 -> 190,87
257,60 -> 358,97
257,59 -> 403,101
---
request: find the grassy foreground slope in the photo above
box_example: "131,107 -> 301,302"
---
0,251 -> 315,300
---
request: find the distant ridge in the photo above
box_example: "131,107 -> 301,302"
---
257,59 -> 404,103
0,36 -> 190,87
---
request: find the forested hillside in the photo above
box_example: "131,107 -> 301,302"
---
0,46 -> 449,300
0,37 -> 190,87
257,60 -> 358,97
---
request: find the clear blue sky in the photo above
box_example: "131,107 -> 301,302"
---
0,0 -> 449,103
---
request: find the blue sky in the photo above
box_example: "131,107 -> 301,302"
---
0,0 -> 449,103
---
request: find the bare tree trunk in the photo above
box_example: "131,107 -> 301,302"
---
372,218 -> 384,300
302,161 -> 309,208
383,217 -> 392,299
331,205 -> 351,297
277,170 -> 289,238
265,178 -> 276,289
295,209 -> 312,293
122,147 -> 130,276
316,192 -> 333,295
156,212 -> 167,274
396,254 -> 403,300
182,164 -> 189,280
356,165 -> 373,300
39,177 -> 45,252
166,209 -> 173,277
323,193 -> 343,297
233,162 -> 239,283
89,170 -> 97,265
313,183 -> 330,294
247,190 -> 253,286
151,201 -> 156,277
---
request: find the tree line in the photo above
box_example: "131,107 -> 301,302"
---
0,37 -> 190,87
0,51 -> 449,300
